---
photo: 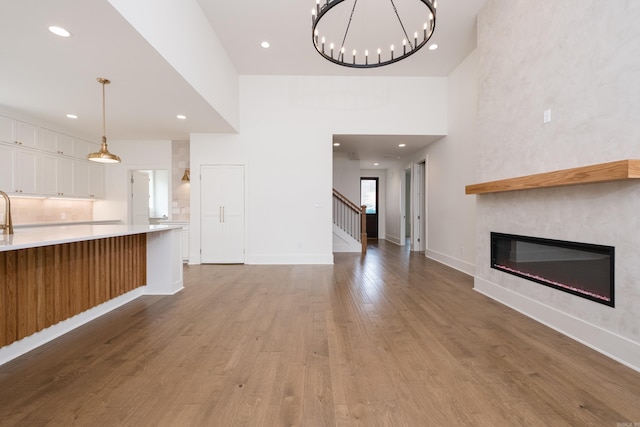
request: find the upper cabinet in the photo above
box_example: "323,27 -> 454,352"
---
0,114 -> 106,198
0,115 -> 37,148
0,115 -> 13,143
73,139 -> 92,159
39,128 -> 80,157
14,120 -> 38,148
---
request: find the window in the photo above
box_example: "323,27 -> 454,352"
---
361,178 -> 377,214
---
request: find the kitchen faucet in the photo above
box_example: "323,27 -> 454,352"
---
0,191 -> 14,235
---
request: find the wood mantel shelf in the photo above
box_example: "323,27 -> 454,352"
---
465,159 -> 640,195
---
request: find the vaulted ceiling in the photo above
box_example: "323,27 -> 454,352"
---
0,0 -> 486,150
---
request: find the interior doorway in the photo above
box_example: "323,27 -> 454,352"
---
200,165 -> 245,264
404,168 -> 411,245
130,170 -> 150,225
411,160 -> 426,252
361,177 -> 379,239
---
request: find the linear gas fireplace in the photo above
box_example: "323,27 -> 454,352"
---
491,233 -> 614,307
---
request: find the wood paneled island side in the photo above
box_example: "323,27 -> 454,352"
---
0,225 -> 183,364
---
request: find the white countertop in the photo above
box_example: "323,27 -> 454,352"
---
0,224 -> 182,252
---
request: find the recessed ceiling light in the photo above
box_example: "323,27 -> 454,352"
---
261,41 -> 270,48
176,114 -> 187,120
398,143 -> 406,147
66,114 -> 78,119
48,26 -> 71,37
429,44 -> 438,51
373,162 -> 380,166
333,142 -> 340,146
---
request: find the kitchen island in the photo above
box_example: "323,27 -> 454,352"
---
0,224 -> 183,365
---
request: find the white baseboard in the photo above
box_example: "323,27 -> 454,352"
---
0,288 -> 144,366
385,234 -> 402,246
474,276 -> 640,373
426,249 -> 476,276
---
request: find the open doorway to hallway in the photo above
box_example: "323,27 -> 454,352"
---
360,177 -> 379,239
402,160 -> 426,252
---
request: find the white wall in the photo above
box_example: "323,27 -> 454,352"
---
93,139 -> 172,223
190,75 -> 447,265
332,152 -> 360,203
418,50 -> 478,275
474,0 -> 640,370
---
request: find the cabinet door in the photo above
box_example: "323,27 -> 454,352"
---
0,116 -> 14,144
0,144 -> 14,190
57,157 -> 74,196
14,148 -> 37,194
38,153 -> 57,195
73,139 -> 90,159
38,129 -> 58,153
73,161 -> 89,197
14,120 -> 37,148
57,134 -> 74,156
88,162 -> 105,198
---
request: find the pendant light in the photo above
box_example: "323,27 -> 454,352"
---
88,77 -> 121,163
181,168 -> 190,182
311,0 -> 437,69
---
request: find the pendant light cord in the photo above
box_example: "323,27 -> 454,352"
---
101,81 -> 106,140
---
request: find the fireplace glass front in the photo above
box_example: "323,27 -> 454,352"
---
491,233 -> 614,307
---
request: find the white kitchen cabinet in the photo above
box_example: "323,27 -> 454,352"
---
38,128 -> 58,153
39,129 -> 74,156
181,224 -> 189,262
0,144 -> 13,190
88,162 -> 105,198
38,153 -> 57,195
56,134 -> 74,156
0,143 -> 37,194
158,221 -> 190,262
39,153 -> 74,196
0,116 -> 37,148
0,116 -> 13,144
13,147 -> 38,194
73,160 -> 89,197
73,139 -> 92,159
14,120 -> 38,148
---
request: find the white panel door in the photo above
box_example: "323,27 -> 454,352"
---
201,165 -> 244,264
130,171 -> 150,225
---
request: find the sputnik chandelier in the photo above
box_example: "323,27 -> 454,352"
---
311,0 -> 437,68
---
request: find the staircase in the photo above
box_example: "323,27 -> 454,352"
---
332,189 -> 367,253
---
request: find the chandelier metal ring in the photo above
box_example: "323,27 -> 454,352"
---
311,0 -> 437,68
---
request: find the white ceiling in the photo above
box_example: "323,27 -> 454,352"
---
0,0 -> 486,161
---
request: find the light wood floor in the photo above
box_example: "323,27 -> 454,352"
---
1,241 -> 639,426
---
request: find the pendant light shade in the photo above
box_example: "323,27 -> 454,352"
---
88,78 -> 121,163
181,168 -> 191,182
